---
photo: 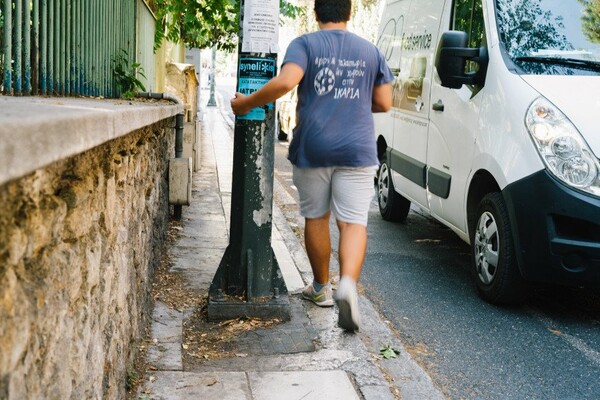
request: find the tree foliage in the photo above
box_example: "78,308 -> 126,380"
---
150,0 -> 303,52
348,0 -> 381,43
578,0 -> 600,44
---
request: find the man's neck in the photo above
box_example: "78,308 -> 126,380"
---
318,21 -> 347,30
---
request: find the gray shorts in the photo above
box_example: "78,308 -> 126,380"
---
292,166 -> 377,226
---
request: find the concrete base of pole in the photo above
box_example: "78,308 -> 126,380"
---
207,295 -> 291,321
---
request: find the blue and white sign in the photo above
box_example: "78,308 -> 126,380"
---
237,57 -> 276,121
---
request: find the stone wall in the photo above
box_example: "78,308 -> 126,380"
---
0,118 -> 175,399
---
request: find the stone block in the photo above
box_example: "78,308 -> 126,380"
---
169,158 -> 192,206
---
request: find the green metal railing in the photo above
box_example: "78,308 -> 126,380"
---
1,0 -> 155,97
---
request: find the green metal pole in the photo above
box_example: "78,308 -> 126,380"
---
92,0 -> 97,95
99,0 -> 104,96
128,0 -> 133,79
133,0 -> 137,97
32,0 -> 39,93
208,0 -> 289,321
24,0 -> 32,94
101,0 -> 105,96
60,0 -> 65,95
90,0 -> 94,95
14,0 -> 22,93
75,0 -> 79,93
85,0 -> 90,94
110,0 -> 115,96
55,0 -> 61,94
106,0 -> 110,96
66,0 -> 71,94
49,0 -> 56,93
75,0 -> 80,93
88,0 -> 93,95
40,0 -> 47,94
85,0 -> 89,94
3,0 -> 12,93
99,0 -> 103,96
80,0 -> 85,94
94,0 -> 99,96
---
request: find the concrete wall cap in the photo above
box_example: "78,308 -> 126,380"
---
0,96 -> 183,186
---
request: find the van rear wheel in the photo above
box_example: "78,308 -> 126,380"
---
377,154 -> 410,222
472,193 -> 527,305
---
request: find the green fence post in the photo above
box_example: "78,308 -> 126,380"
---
3,0 -> 12,93
48,0 -> 54,93
66,0 -> 71,94
32,0 -> 39,93
14,0 -> 22,93
54,0 -> 60,93
40,0 -> 47,93
24,0 -> 32,94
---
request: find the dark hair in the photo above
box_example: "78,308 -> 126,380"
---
314,0 -> 351,23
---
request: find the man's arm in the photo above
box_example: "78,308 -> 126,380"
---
372,83 -> 392,113
231,62 -> 304,115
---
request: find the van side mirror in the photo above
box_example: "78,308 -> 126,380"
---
435,31 -> 488,89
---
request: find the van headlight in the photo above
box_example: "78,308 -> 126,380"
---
526,97 -> 600,196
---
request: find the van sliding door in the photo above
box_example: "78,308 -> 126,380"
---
384,0 -> 445,209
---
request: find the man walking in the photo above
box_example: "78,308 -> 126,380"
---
231,0 -> 393,331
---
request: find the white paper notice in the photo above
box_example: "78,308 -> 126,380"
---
242,0 -> 280,53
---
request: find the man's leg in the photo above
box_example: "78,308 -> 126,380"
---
336,220 -> 367,282
293,166 -> 335,306
330,166 -> 376,331
305,212 -> 332,285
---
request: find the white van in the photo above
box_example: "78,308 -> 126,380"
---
374,0 -> 600,304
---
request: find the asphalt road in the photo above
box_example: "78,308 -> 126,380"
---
213,81 -> 600,399
364,204 -> 600,399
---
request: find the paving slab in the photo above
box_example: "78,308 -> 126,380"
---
143,371 -> 249,400
248,371 -> 360,400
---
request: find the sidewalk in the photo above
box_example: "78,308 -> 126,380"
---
137,93 -> 444,400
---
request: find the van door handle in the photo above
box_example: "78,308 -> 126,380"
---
432,100 -> 444,112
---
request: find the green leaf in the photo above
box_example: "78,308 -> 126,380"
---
380,345 -> 401,359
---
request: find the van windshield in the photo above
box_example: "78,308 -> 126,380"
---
496,0 -> 600,75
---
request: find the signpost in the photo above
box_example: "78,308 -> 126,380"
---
208,0 -> 290,321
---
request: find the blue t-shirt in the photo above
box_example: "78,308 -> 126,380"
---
283,30 -> 394,168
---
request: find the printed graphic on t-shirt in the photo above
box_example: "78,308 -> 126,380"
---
313,56 -> 367,99
314,67 -> 336,95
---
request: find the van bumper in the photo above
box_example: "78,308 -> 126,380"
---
503,170 -> 600,287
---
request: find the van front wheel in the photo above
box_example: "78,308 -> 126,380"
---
377,155 -> 410,222
472,193 -> 526,305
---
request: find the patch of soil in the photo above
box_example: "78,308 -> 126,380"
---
181,300 -> 283,366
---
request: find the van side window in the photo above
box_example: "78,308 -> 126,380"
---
452,0 -> 486,74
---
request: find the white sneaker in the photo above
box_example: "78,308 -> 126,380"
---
335,276 -> 361,332
302,283 -> 334,307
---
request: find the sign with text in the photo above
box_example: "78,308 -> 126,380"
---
237,57 -> 276,121
242,0 -> 280,53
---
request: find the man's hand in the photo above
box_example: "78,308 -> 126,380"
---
231,92 -> 252,115
230,63 -> 304,116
